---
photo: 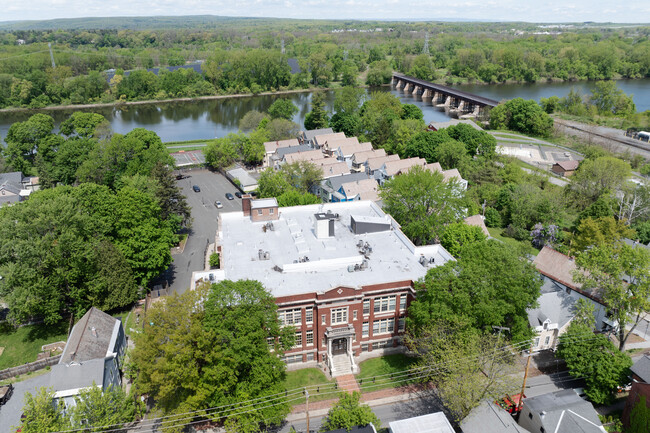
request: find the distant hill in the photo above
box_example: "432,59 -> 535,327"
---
0,15 -> 292,31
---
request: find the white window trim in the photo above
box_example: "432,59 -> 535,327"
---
331,307 -> 348,325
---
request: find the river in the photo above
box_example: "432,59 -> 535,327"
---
1,78 -> 649,143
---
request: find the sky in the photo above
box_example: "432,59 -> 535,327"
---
1,0 -> 649,23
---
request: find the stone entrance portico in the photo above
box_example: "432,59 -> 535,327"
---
325,324 -> 358,376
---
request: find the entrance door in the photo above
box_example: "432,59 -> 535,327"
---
331,337 -> 347,355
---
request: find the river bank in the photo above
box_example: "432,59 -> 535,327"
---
0,84 -> 372,114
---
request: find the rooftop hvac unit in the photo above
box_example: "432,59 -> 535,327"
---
357,240 -> 364,248
209,273 -> 215,281
419,255 -> 427,266
264,252 -> 271,260
348,264 -> 356,272
429,257 -> 435,264
360,259 -> 369,270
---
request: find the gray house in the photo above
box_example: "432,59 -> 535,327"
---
518,390 -> 606,433
50,307 -> 126,407
0,172 -> 39,204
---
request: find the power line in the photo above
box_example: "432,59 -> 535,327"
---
47,334 -> 605,433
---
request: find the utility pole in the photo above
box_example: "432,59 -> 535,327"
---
281,39 -> 285,54
305,387 -> 310,433
48,42 -> 56,69
517,340 -> 535,415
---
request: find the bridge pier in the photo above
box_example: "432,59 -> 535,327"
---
444,96 -> 451,107
412,85 -> 421,96
403,82 -> 411,92
457,100 -> 465,112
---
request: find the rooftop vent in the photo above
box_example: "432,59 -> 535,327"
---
262,222 -> 275,232
91,327 -> 97,338
258,249 -> 271,260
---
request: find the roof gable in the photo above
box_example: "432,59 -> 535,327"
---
60,307 -> 121,364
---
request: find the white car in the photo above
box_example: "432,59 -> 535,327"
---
215,201 -> 223,209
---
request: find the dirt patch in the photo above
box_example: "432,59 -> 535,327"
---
0,347 -> 4,357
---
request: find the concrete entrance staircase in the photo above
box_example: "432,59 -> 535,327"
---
331,354 -> 353,377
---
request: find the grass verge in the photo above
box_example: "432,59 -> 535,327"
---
488,227 -> 539,257
0,321 -> 68,370
284,368 -> 334,403
357,354 -> 417,392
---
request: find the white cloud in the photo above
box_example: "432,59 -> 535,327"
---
0,0 -> 644,22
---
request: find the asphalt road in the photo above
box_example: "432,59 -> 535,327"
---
0,372 -> 52,433
161,169 -> 243,295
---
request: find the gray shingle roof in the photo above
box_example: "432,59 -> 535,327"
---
275,144 -> 313,158
631,354 -> 650,383
302,128 -> 334,142
523,389 -> 604,433
527,288 -> 577,329
323,172 -> 371,193
60,307 -> 121,364
461,401 -> 528,433
49,359 -> 105,393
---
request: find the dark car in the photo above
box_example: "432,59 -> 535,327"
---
0,384 -> 14,405
192,185 -> 201,193
235,191 -> 243,199
226,193 -> 235,200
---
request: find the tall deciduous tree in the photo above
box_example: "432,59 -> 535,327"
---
132,281 -> 294,433
408,240 -> 541,341
17,388 -> 69,433
568,157 -> 631,207
321,392 -> 381,432
440,222 -> 486,257
268,98 -> 298,120
380,166 -> 465,245
557,323 -> 632,404
574,241 -> 650,350
304,93 -> 330,131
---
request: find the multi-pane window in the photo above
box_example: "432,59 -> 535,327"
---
398,317 -> 405,332
306,330 -> 314,346
362,322 -> 369,337
544,336 -> 551,346
363,300 -> 370,315
284,354 -> 302,364
399,295 -> 407,311
267,337 -> 275,350
279,308 -> 301,326
362,343 -> 369,352
372,340 -> 392,350
305,307 -> 313,324
373,296 -> 396,313
331,307 -> 348,324
353,310 -> 358,320
294,332 -> 302,347
373,318 -> 395,335
306,352 -> 314,361
534,337 -> 540,347
322,314 -> 326,325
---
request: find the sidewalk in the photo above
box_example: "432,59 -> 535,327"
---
287,382 -> 434,422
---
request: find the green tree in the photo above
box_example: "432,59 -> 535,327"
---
277,189 -> 321,207
113,186 -> 175,287
629,396 -> 650,433
359,92 -> 403,148
239,110 -> 268,131
69,385 -> 138,432
330,112 -> 361,137
409,54 -> 436,81
205,139 -> 238,171
574,241 -> 650,350
568,157 -> 631,207
572,216 -> 635,252
258,168 -> 292,198
401,104 -> 423,121
380,166 -> 465,245
408,240 -> 541,341
440,222 -> 487,257
321,392 -> 381,432
304,93 -> 330,131
268,98 -> 299,120
489,98 -> 553,137
433,139 -> 471,170
365,60 -> 392,86
557,323 -> 632,404
4,113 -> 55,173
282,161 -> 323,193
132,281 -> 294,432
444,123 -> 497,158
17,388 -> 69,433
405,320 -> 516,422
0,185 -> 139,325
404,130 -> 456,163
590,80 -> 637,116
263,118 -> 299,142
59,112 -> 109,139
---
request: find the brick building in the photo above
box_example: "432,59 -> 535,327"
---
192,197 -> 454,376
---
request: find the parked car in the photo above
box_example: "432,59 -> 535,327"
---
235,191 -> 243,199
192,185 -> 201,192
225,193 -> 234,200
215,201 -> 223,209
0,384 -> 14,405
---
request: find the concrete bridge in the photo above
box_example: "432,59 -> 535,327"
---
392,73 -> 500,118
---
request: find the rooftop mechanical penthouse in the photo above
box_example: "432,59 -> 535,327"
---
192,196 -> 454,376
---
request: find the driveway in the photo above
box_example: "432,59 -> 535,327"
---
0,372 -> 52,433
161,169 -> 243,295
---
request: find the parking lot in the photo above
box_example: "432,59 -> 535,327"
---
170,150 -> 206,167
162,169 -> 244,295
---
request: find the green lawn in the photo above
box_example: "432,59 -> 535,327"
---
488,227 -> 539,257
284,368 -> 334,403
0,321 -> 68,370
357,353 -> 418,392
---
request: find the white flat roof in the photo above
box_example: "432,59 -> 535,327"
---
196,201 -> 454,297
389,412 -> 455,433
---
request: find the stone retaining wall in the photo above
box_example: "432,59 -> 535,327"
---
0,355 -> 60,380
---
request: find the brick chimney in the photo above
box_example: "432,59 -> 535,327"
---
242,194 -> 252,216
